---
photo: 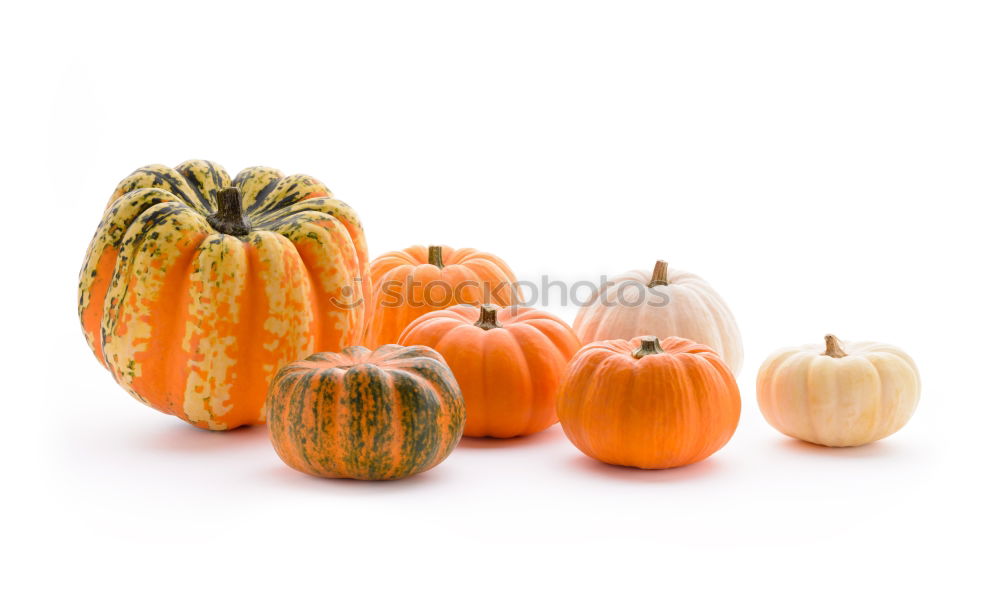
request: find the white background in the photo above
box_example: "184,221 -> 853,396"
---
3,1 -> 998,591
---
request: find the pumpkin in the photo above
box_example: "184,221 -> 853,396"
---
556,336 -> 741,469
756,335 -> 920,447
266,345 -> 465,480
78,160 -> 371,430
398,304 -> 581,437
573,260 -> 743,374
364,245 -> 520,348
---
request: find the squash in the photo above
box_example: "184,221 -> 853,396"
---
266,345 -> 465,480
556,336 -> 741,469
573,260 -> 743,374
78,160 -> 371,430
756,335 -> 920,447
364,245 -> 520,348
398,304 -> 581,437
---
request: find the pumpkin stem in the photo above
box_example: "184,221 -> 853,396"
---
428,245 -> 445,268
648,260 -> 669,287
632,336 -> 665,359
207,187 -> 251,236
823,334 -> 848,358
474,304 -> 503,330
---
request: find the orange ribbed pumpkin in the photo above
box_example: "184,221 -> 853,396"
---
364,245 -> 520,348
556,336 -> 741,469
399,304 -> 581,437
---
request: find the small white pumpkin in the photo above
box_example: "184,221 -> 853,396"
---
756,335 -> 920,447
573,261 -> 743,373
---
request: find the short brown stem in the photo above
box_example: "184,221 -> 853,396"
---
648,260 -> 669,287
823,334 -> 847,358
428,245 -> 445,268
474,304 -> 503,330
632,336 -> 665,359
207,187 -> 251,236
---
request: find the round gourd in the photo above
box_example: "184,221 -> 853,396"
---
573,260 -> 743,374
266,345 -> 466,480
756,335 -> 920,447
557,336 -> 741,469
364,245 -> 520,348
78,160 -> 371,430
398,304 -> 581,437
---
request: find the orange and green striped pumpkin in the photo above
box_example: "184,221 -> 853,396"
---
266,345 -> 466,480
78,160 -> 371,430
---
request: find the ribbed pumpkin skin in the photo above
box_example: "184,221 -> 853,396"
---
364,245 -> 520,348
573,262 -> 743,374
267,345 -> 466,480
398,305 -> 582,437
756,337 -> 920,447
78,160 -> 371,430
556,336 -> 741,469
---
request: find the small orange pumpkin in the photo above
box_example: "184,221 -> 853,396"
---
364,245 -> 520,348
556,336 -> 741,469
399,304 -> 581,437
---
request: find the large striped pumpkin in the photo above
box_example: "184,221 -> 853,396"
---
78,160 -> 371,430
557,336 -> 741,469
364,245 -> 520,348
399,304 -> 581,437
266,345 -> 466,480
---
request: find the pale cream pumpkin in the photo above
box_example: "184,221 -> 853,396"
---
756,335 -> 920,447
573,261 -> 743,374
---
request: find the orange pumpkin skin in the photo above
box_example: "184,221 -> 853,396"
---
556,336 -> 741,469
398,304 -> 581,437
364,245 -> 520,348
267,345 -> 465,480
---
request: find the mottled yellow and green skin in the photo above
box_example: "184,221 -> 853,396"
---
267,345 -> 466,480
78,160 -> 371,430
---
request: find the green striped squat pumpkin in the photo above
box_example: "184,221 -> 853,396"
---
266,345 -> 466,480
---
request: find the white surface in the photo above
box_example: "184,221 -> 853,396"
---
3,1 -> 998,591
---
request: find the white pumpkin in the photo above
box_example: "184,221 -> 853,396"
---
573,261 -> 743,373
756,335 -> 920,447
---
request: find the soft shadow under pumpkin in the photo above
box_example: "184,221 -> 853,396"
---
566,455 -> 724,483
458,425 -> 566,449
776,437 -> 902,459
138,423 -> 270,454
261,462 -> 451,491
